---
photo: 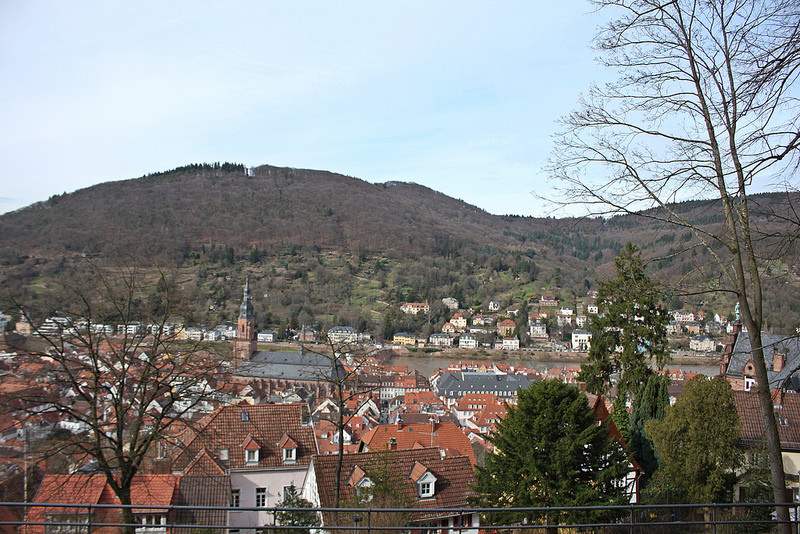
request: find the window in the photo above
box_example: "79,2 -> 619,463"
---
283,486 -> 294,500
219,448 -> 229,461
256,487 -> 267,507
283,447 -> 296,463
246,449 -> 259,464
745,376 -> 756,391
419,481 -> 433,498
231,489 -> 240,508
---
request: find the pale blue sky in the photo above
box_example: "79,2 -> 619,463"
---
0,1 -> 608,216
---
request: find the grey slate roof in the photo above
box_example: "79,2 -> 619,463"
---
234,349 -> 343,382
434,371 -> 534,399
727,333 -> 800,390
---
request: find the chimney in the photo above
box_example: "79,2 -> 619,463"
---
773,388 -> 784,407
388,437 -> 397,450
774,351 -> 785,372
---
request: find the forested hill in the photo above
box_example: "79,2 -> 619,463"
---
0,163 -> 560,260
1,162 -> 798,332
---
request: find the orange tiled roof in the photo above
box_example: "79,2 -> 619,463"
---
360,421 -> 476,465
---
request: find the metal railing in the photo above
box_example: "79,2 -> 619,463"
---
3,501 -> 799,533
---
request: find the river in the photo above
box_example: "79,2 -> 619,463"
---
388,352 -> 720,378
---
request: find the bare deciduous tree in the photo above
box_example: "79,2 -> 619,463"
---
548,0 -> 800,526
4,263 -> 222,533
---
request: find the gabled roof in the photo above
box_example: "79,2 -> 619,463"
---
183,449 -> 227,475
309,448 -> 477,512
172,403 -> 317,472
242,434 -> 261,450
347,464 -> 368,486
278,433 -> 298,448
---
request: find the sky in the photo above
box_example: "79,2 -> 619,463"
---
0,1 -> 609,217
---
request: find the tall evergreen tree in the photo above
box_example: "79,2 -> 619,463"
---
475,380 -> 630,527
580,243 -> 669,402
629,373 -> 670,488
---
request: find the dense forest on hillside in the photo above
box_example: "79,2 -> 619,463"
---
1,163 -> 799,335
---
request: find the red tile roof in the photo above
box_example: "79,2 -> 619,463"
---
360,421 -> 476,465
172,403 -> 317,472
309,448 -> 477,514
735,390 -> 800,450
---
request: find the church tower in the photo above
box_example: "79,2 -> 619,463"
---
233,279 -> 257,367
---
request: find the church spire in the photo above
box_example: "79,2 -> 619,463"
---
234,278 -> 257,366
239,277 -> 254,319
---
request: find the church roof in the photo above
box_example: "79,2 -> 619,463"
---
234,349 -> 344,382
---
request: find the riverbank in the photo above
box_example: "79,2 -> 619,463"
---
388,347 -> 721,377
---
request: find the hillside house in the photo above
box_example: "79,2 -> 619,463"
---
441,297 -> 459,310
689,335 -> 716,353
401,302 -> 430,315
458,333 -> 478,349
571,330 -> 592,352
488,300 -> 501,312
539,294 -> 558,307
496,319 -> 516,337
257,330 -> 276,342
393,332 -> 417,346
451,312 -> 468,331
529,321 -> 548,340
497,337 -> 519,351
429,333 -> 453,347
328,326 -> 358,344
685,321 -> 703,335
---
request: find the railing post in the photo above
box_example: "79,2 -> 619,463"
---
629,504 -> 633,534
88,503 -> 93,533
712,504 -> 717,534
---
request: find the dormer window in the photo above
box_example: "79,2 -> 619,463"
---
219,448 -> 229,461
348,465 -> 373,499
409,461 -> 437,499
278,432 -> 299,464
242,434 -> 261,465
